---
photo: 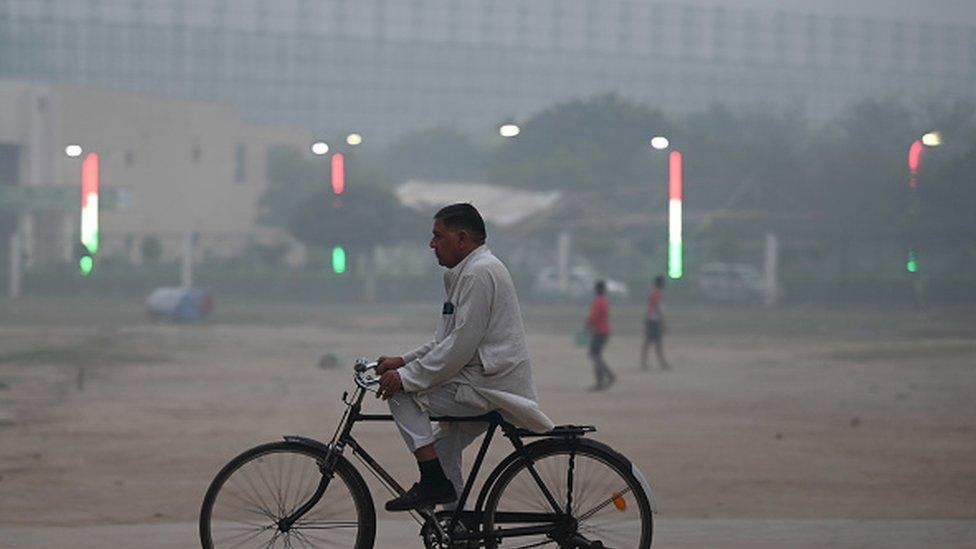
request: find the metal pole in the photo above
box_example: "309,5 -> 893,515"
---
763,232 -> 778,308
8,231 -> 21,299
557,231 -> 571,291
181,232 -> 194,288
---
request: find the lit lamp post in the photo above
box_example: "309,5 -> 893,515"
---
651,136 -> 683,279
64,144 -> 99,276
905,131 -> 941,273
345,133 -> 363,146
499,124 -> 520,138
310,141 -> 330,156
311,139 -> 349,274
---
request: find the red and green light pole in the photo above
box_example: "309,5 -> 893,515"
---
668,149 -> 683,279
79,152 -> 99,275
312,141 -> 349,275
330,152 -> 346,274
906,131 -> 941,273
652,136 -> 683,279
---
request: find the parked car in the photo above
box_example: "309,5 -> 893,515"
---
146,286 -> 214,322
695,262 -> 765,302
533,266 -> 630,301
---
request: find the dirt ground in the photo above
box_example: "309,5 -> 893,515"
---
1,299 -> 975,547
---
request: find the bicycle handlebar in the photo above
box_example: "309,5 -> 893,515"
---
354,357 -> 378,373
353,357 -> 380,389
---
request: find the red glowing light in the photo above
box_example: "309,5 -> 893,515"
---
81,152 -> 99,208
331,153 -> 345,195
669,150 -> 682,200
908,139 -> 923,189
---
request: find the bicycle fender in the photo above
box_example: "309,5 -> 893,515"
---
282,435 -> 333,455
629,462 -> 659,514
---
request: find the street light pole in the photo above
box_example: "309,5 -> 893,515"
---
906,131 -> 941,306
905,132 -> 941,274
667,149 -> 683,280
651,136 -> 684,279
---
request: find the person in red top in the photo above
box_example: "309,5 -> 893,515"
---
585,280 -> 616,391
641,275 -> 671,371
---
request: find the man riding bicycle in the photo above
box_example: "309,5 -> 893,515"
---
375,203 -> 554,512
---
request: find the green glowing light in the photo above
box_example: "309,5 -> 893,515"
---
332,246 -> 346,274
906,251 -> 918,273
79,255 -> 93,276
668,242 -> 683,279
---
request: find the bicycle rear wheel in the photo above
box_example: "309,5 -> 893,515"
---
200,441 -> 375,549
483,439 -> 653,548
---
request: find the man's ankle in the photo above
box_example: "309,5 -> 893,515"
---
418,458 -> 449,486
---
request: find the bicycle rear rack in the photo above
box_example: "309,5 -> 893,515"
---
516,424 -> 597,438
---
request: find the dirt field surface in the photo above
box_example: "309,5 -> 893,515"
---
1,298 -> 975,548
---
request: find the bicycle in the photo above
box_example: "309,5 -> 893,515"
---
200,358 -> 657,548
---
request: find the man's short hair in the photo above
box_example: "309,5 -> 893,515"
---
434,203 -> 487,242
595,280 -> 607,295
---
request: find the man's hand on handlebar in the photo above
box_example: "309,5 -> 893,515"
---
376,370 -> 403,400
376,356 -> 406,375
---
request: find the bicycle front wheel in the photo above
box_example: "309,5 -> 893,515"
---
484,439 -> 653,548
200,441 -> 375,549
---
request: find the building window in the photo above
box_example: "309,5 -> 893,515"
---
234,144 -> 246,183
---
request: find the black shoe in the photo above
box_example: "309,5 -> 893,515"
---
385,481 -> 457,512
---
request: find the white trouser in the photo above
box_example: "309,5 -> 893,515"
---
388,383 -> 492,507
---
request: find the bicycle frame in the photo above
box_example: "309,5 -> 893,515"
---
280,369 -> 589,544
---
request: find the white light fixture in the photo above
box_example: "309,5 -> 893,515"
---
65,144 -> 83,157
311,141 -> 330,155
650,136 -> 670,150
346,133 -> 363,146
921,131 -> 942,147
499,124 -> 520,138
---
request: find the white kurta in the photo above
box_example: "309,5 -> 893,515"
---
399,245 -> 555,433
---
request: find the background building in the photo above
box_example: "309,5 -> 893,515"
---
0,80 -> 312,268
2,0 -> 974,143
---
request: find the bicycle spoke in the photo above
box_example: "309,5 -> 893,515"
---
220,490 -> 279,523
290,527 -> 337,547
289,530 -> 313,549
263,530 -> 282,549
217,525 -> 274,549
486,446 -> 649,549
235,468 -> 280,520
206,445 -> 366,549
577,486 -> 633,522
255,457 -> 286,517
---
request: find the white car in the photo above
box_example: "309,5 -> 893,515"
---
695,262 -> 765,302
532,266 -> 630,301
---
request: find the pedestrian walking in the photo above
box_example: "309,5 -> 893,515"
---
586,280 -> 616,391
641,275 -> 671,371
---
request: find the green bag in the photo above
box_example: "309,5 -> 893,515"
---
574,328 -> 591,347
